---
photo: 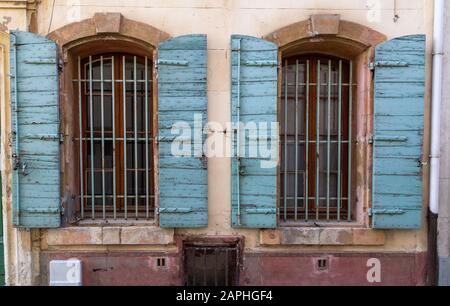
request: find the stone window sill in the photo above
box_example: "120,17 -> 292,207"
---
45,226 -> 174,246
260,228 -> 385,246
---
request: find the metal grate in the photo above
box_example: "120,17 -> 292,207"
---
280,56 -> 354,223
74,54 -> 154,220
184,245 -> 239,286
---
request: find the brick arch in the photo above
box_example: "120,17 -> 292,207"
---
264,15 -> 386,52
48,13 -> 171,50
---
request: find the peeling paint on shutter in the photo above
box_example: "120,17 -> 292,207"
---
10,31 -> 61,228
231,35 -> 278,228
372,34 -> 426,229
0,31 -> 8,286
157,34 -> 208,228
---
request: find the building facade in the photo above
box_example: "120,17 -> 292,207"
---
0,0 -> 435,286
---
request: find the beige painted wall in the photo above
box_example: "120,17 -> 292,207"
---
0,0 -> 434,284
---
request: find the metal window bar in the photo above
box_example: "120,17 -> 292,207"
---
123,56 -> 128,219
305,60 -> 310,221
315,60 -> 320,221
280,58 -> 354,223
112,56 -> 117,219
145,57 -> 150,220
100,56 -> 106,219
75,55 -> 154,221
284,60 -> 288,222
134,56 -> 138,219
78,57 -> 84,220
348,61 -> 353,222
89,56 -> 95,219
294,60 -> 299,221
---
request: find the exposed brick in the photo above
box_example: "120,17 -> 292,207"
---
120,227 -> 174,245
46,227 -> 102,246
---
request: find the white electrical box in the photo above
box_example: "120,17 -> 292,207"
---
49,259 -> 82,286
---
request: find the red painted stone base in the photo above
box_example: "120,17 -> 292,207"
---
240,252 -> 427,286
41,252 -> 182,286
41,251 -> 427,286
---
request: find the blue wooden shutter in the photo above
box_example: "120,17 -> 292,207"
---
10,31 -> 61,228
157,34 -> 208,228
231,35 -> 278,228
372,34 -> 426,229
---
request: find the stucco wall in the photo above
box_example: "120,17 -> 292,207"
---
0,0 -> 434,285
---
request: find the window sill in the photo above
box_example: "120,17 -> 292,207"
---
279,221 -> 361,228
260,227 -> 385,246
76,219 -> 157,227
45,226 -> 174,246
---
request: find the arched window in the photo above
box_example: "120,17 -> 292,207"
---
280,55 -> 354,223
74,53 -> 154,220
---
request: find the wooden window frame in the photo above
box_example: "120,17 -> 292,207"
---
279,54 -> 353,223
78,54 -> 154,220
276,41 -> 371,228
60,39 -> 159,226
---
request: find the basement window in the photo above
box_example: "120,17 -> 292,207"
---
184,244 -> 239,286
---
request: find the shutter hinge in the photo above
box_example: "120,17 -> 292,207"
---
369,61 -> 409,70
60,133 -> 65,143
157,59 -> 189,66
157,207 -> 194,214
369,208 -> 406,216
58,58 -> 64,73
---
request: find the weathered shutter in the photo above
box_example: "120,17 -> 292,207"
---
371,34 -> 426,229
231,35 -> 278,228
157,34 -> 208,228
10,31 -> 61,228
1,31 -> 7,285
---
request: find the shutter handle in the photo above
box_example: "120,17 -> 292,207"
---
21,162 -> 28,176
12,154 -> 20,171
239,162 -> 246,176
198,154 -> 207,169
12,154 -> 28,176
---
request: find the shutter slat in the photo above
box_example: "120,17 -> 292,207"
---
231,35 -> 278,228
372,34 -> 426,229
10,31 -> 61,228
157,34 -> 208,228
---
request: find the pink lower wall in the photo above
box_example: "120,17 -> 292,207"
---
41,250 -> 427,286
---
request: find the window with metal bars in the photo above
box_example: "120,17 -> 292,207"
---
280,55 -> 355,223
74,54 -> 154,221
184,245 -> 239,286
